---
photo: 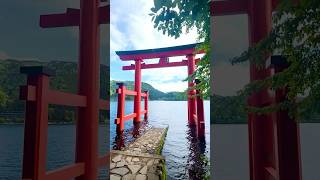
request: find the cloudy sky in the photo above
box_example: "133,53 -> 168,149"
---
110,0 -> 202,93
0,0 -> 251,96
0,0 -> 108,64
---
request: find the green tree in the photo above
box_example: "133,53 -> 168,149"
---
231,0 -> 320,118
150,0 -> 211,97
0,89 -> 8,107
151,0 -> 320,119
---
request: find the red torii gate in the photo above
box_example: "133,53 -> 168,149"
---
211,1 -> 301,180
115,43 -> 206,137
19,1 -> 109,180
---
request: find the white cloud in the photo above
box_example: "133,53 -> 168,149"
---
110,0 -> 199,92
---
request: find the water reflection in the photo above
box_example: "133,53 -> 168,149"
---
112,120 -> 149,150
186,125 -> 209,179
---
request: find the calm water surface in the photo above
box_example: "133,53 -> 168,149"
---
0,101 -> 210,180
110,101 -> 211,180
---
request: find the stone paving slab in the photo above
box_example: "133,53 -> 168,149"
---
110,127 -> 168,180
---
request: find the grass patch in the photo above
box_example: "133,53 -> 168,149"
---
159,159 -> 167,180
155,126 -> 168,155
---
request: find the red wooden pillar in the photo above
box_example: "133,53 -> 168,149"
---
144,90 -> 149,120
134,59 -> 142,124
116,83 -> 126,134
273,56 -> 302,180
195,79 -> 205,138
75,0 -> 100,179
187,54 -> 196,125
247,0 -> 274,179
20,67 -> 53,180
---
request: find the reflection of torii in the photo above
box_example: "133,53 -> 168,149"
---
211,0 -> 301,180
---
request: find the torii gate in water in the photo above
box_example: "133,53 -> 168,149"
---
115,43 -> 206,137
211,0 -> 301,180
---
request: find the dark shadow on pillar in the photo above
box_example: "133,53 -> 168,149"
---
186,125 -> 209,179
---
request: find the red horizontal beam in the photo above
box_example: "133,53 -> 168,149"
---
119,49 -> 204,61
123,58 -> 200,70
40,6 -> 109,28
141,93 -> 147,97
124,90 -> 137,96
141,110 -> 147,114
211,0 -> 249,16
116,88 -> 138,96
123,113 -> 137,121
123,60 -> 188,70
20,85 -> 87,107
45,163 -> 85,180
47,90 -> 87,107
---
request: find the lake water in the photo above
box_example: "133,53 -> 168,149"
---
0,101 -> 210,180
212,123 -> 320,180
110,101 -> 211,180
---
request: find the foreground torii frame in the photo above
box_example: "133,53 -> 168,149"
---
211,0 -> 301,180
20,1 -> 110,180
115,43 -> 206,137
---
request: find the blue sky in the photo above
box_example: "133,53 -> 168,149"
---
110,0 -> 202,93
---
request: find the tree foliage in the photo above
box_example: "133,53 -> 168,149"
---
150,0 -> 211,97
151,0 -> 320,119
231,0 -> 320,118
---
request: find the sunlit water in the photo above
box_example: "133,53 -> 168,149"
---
0,101 -> 210,180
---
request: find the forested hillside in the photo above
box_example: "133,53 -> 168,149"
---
1,59 -> 316,124
0,59 -> 191,123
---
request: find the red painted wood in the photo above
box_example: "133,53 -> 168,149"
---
123,58 -> 201,70
124,89 -> 138,96
20,85 -> 88,107
116,85 -> 126,133
118,49 -> 204,61
187,54 -> 197,125
40,6 -> 109,28
21,74 -> 49,180
47,90 -> 87,107
274,62 -> 302,180
211,0 -> 249,16
123,60 -> 188,70
134,60 -> 142,124
144,91 -> 149,120
45,163 -> 85,180
123,113 -> 137,121
196,87 -> 205,138
75,0 -> 100,179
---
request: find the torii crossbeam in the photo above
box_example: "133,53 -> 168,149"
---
211,0 -> 301,180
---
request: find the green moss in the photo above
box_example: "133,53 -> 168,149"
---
155,127 -> 168,155
159,159 -> 167,180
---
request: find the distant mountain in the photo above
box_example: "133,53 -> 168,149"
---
0,59 -> 108,123
0,59 -> 188,124
110,80 -> 188,101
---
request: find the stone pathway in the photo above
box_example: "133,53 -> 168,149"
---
110,127 -> 168,180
